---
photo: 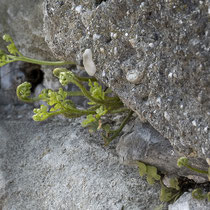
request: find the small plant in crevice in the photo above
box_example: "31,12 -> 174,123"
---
137,161 -> 161,185
137,161 -> 182,204
159,178 -> 182,203
0,34 -> 133,144
137,158 -> 210,207
177,157 -> 210,202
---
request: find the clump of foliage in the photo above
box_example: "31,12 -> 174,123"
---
1,34 -> 133,144
159,178 -> 182,203
137,161 -> 182,204
17,68 -> 133,144
177,157 -> 210,202
137,157 -> 210,206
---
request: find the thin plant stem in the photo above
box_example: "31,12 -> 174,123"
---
8,55 -> 75,66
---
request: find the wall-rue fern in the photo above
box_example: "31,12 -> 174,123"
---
0,34 -> 133,144
177,157 -> 210,202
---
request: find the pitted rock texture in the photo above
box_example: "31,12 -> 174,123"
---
43,0 -> 210,159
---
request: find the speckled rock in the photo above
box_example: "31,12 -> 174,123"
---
43,0 -> 210,159
0,116 -> 162,210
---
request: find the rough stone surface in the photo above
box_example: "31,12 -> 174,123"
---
0,0 -> 54,60
0,112 -> 162,210
0,0 -> 209,209
43,0 -> 210,159
116,118 -> 209,182
168,192 -> 210,210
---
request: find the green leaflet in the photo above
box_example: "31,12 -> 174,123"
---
3,34 -> 20,56
137,161 -> 160,185
159,178 -> 181,203
177,157 -> 188,168
192,188 -> 208,200
154,204 -> 164,210
169,177 -> 180,191
176,157 -> 209,202
137,162 -> 147,177
177,157 -> 208,175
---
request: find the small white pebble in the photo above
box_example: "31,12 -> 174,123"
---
148,43 -> 154,48
140,2 -> 145,8
83,49 -> 96,76
164,111 -> 170,121
75,5 -> 82,13
102,70 -> 106,77
114,47 -> 118,55
93,34 -> 101,41
113,33 -> 118,39
206,158 -> 210,166
126,69 -> 143,84
168,72 -> 173,78
125,33 -> 128,37
180,104 -> 184,109
192,120 -> 197,126
204,126 -> 208,132
201,147 -> 206,155
100,47 -> 105,53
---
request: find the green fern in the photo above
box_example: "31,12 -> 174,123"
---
177,157 -> 210,202
137,161 -> 161,185
159,178 -> 181,203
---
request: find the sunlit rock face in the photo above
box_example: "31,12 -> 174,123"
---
43,0 -> 210,159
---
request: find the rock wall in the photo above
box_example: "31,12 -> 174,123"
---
43,0 -> 210,160
0,0 -> 209,209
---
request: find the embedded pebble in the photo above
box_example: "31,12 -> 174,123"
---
126,69 -> 143,84
82,49 -> 96,76
75,5 -> 82,13
93,33 -> 101,41
192,120 -> 197,127
100,47 -> 105,53
164,111 -> 170,121
114,47 -> 118,55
